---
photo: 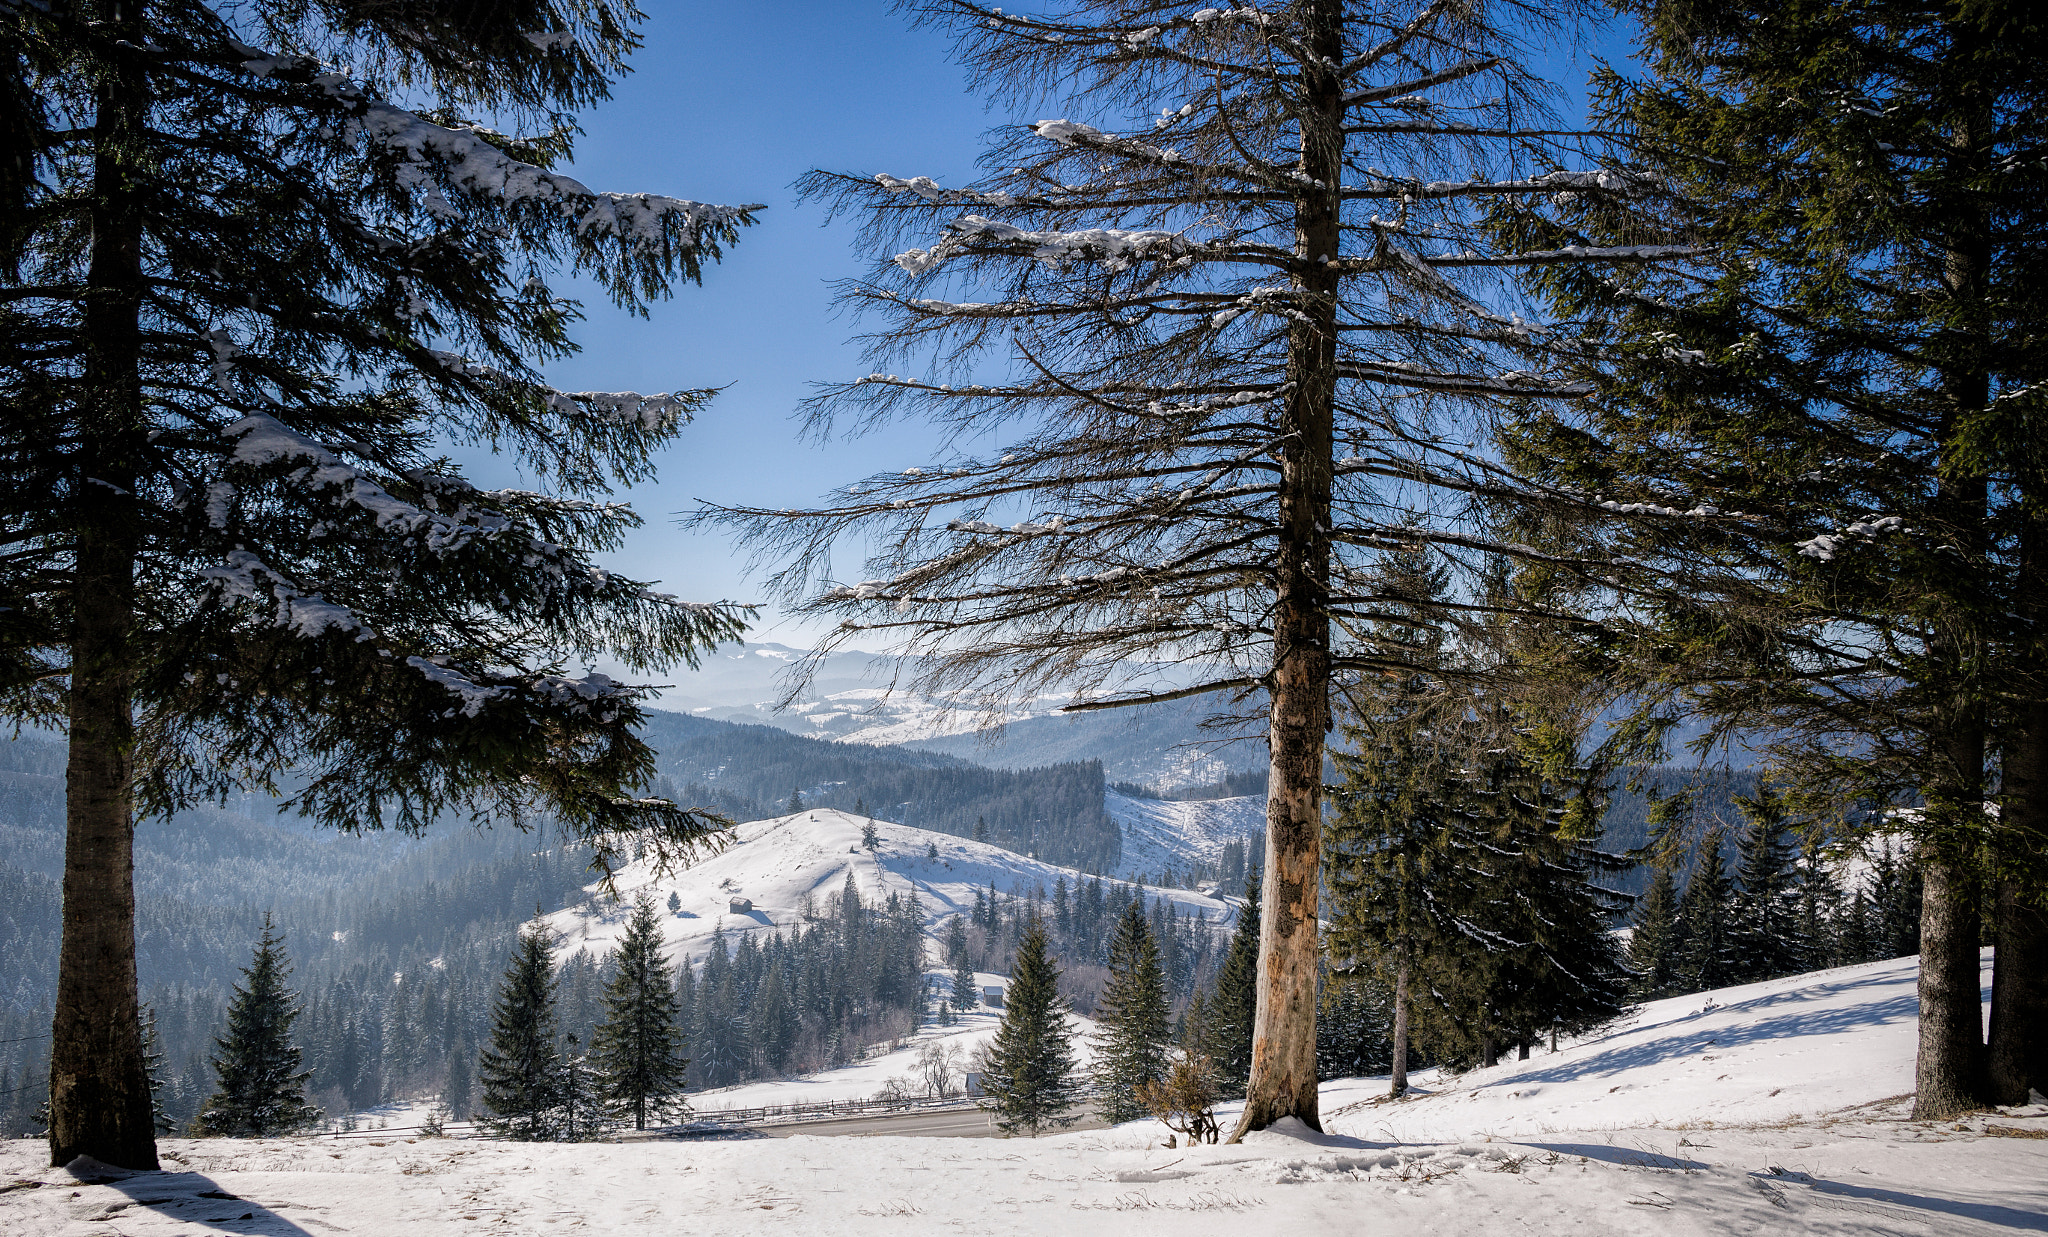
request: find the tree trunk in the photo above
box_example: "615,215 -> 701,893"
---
48,22 -> 156,1172
1229,0 -> 1342,1144
1989,509 -> 2048,1104
1517,1037 -> 1531,1062
1909,51 -> 1992,1123
1988,873 -> 2047,1104
1388,960 -> 1409,1098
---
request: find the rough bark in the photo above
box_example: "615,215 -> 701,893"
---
1909,63 -> 1992,1124
1388,961 -> 1409,1098
1228,0 -> 1341,1142
1989,510 -> 2048,1103
47,23 -> 157,1171
1988,871 -> 2047,1104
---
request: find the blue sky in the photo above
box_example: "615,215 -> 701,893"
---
507,3 -> 1637,651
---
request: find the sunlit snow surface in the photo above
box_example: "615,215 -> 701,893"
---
8,950 -> 2044,1236
1103,790 -> 1266,880
543,808 -> 1238,967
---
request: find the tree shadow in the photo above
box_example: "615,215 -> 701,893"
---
1768,1173 -> 2048,1232
1521,1142 -> 1708,1170
76,1168 -> 325,1236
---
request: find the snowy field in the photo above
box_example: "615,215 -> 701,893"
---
1103,790 -> 1266,880
544,809 -> 1237,966
8,950 -> 2045,1236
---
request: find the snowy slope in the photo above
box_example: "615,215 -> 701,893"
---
1104,790 -> 1266,879
544,808 -> 1237,966
12,949 -> 2043,1237
1315,951 -> 1989,1143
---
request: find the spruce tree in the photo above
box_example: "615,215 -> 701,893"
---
591,894 -> 689,1131
1731,786 -> 1806,982
1206,872 -> 1261,1100
9,0 -> 756,1169
1629,864 -> 1684,1000
139,1004 -> 176,1135
1324,540 -> 1462,1096
1092,903 -> 1170,1124
1676,836 -> 1739,995
192,917 -> 320,1137
478,919 -> 564,1141
952,957 -> 979,1012
1494,0 -> 2048,1116
977,920 -> 1080,1137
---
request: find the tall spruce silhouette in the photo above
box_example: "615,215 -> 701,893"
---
978,920 -> 1079,1136
193,916 -> 320,1137
478,917 -> 564,1141
592,895 -> 690,1130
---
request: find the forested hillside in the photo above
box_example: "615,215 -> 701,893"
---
640,711 -> 1120,872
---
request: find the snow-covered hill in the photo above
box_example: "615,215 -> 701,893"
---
1316,950 -> 1990,1143
545,808 -> 1237,966
1104,790 -> 1266,879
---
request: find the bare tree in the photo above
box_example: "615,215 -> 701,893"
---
705,0 -> 1681,1136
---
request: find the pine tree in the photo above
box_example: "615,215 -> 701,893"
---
667,892 -> 683,916
1092,904 -> 1171,1124
591,894 -> 690,1131
192,917 -> 320,1137
788,788 -> 805,815
977,920 -> 1080,1137
1493,0 -> 2048,1117
1324,540 -> 1462,1096
861,819 -> 880,851
10,0 -> 756,1168
1206,872 -> 1261,1100
951,955 -> 978,1013
139,1004 -> 176,1135
1731,786 -> 1806,982
1315,971 -> 1390,1082
1676,836 -> 1739,995
478,919 -> 564,1141
1629,864 -> 1684,1000
712,0 -> 1661,1135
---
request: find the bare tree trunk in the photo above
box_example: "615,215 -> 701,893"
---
1517,1037 -> 1531,1062
48,24 -> 157,1171
1388,961 -> 1409,1098
1228,0 -> 1342,1142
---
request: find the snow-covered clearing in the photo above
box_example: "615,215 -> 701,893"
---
9,951 -> 2043,1235
544,809 -> 1236,966
687,1002 -> 1096,1114
1103,790 -> 1265,880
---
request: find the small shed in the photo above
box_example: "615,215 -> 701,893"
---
980,983 -> 1005,1009
728,896 -> 753,914
963,1071 -> 984,1096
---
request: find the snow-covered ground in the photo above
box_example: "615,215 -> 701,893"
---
545,809 -> 1237,967
1104,790 -> 1266,880
688,1000 -> 1099,1114
12,950 -> 2044,1236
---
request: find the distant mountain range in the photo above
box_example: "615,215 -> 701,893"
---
659,642 -> 1266,788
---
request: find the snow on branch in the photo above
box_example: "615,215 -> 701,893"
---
1413,243 -> 1707,269
222,413 -> 511,550
424,350 -> 702,432
198,550 -> 379,641
892,215 -> 1196,275
224,39 -> 757,267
